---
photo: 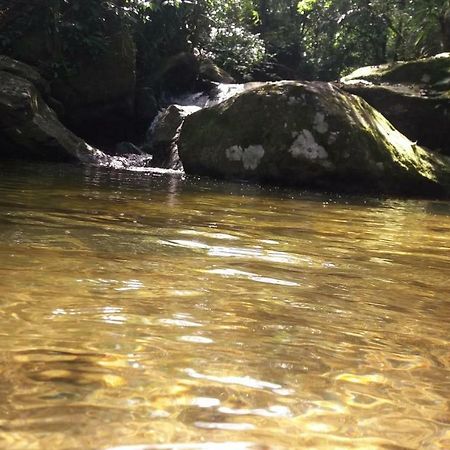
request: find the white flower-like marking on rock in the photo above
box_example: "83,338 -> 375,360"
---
226,145 -> 243,161
242,145 -> 265,170
225,144 -> 265,170
313,112 -> 329,134
289,129 -> 328,160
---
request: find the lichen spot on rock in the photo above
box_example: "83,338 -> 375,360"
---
225,144 -> 264,170
287,97 -> 300,106
313,112 -> 329,134
226,145 -> 244,161
289,130 -> 328,160
242,145 -> 265,170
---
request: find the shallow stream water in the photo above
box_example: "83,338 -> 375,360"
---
0,162 -> 449,449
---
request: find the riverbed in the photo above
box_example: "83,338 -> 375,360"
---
0,161 -> 449,449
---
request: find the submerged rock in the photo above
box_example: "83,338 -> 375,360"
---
340,54 -> 450,155
178,81 -> 450,197
0,58 -> 106,163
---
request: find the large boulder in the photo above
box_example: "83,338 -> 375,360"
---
178,81 -> 450,197
340,54 -> 450,155
0,58 -> 106,164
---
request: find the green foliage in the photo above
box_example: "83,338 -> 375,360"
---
205,25 -> 266,77
1,0 -> 449,84
0,0 -> 130,78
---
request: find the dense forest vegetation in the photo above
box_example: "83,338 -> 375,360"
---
1,0 -> 449,83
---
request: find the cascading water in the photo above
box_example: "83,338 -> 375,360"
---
97,82 -> 260,172
167,83 -> 248,109
143,82 -> 261,171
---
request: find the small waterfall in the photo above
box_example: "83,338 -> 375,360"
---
143,82 -> 262,171
167,83 -> 247,109
88,150 -> 155,171
98,82 -> 263,172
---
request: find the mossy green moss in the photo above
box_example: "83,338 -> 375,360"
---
341,55 -> 450,156
342,53 -> 450,88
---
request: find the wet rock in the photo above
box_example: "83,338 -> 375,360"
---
144,105 -> 199,170
0,62 -> 104,163
340,53 -> 450,155
178,81 -> 450,197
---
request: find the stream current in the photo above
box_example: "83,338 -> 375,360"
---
0,161 -> 449,449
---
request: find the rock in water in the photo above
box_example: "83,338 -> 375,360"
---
340,54 -> 450,155
178,81 -> 450,197
144,104 -> 200,170
0,57 -> 105,164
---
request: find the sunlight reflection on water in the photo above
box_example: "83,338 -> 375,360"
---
0,162 -> 449,450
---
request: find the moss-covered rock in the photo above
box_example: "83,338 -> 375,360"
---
178,81 -> 450,197
340,54 -> 450,155
0,60 -> 105,163
342,53 -> 450,86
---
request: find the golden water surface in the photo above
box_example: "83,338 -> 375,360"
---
0,162 -> 449,450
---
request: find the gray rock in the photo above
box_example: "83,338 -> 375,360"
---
178,81 -> 450,197
0,55 -> 50,96
0,65 -> 104,163
340,54 -> 450,155
145,105 -> 200,170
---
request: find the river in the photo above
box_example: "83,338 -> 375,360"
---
0,161 -> 449,450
